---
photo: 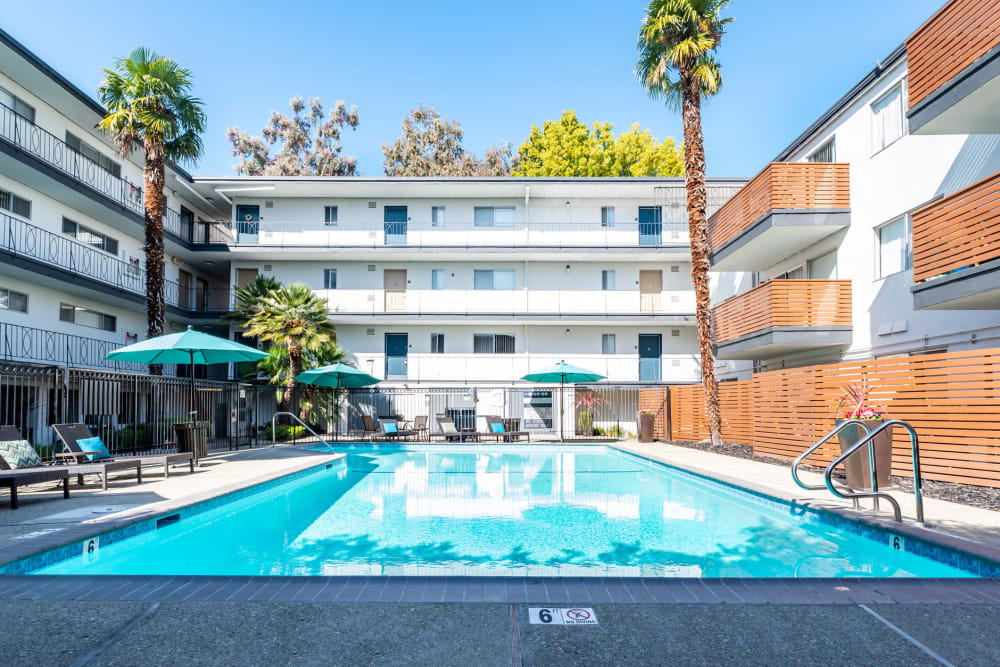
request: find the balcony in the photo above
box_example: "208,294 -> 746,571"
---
224,218 -> 687,252
0,321 -> 146,372
0,211 -> 231,316
712,280 -> 852,360
322,288 -> 695,323
906,0 -> 1000,134
707,163 -> 851,271
911,171 -> 1000,308
353,353 -> 700,384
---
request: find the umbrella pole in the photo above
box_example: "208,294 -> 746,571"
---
560,378 -> 565,442
190,350 -> 198,467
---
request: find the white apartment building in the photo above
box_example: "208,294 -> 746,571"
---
0,26 -> 744,386
182,177 -> 742,385
710,0 -> 1000,381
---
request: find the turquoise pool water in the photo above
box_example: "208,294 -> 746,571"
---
37,446 -> 975,577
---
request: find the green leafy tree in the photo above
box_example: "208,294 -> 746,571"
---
228,97 -> 360,175
224,274 -> 283,328
98,48 -> 206,365
514,110 -> 683,177
382,104 -> 517,176
243,284 -> 336,411
636,0 -> 731,447
256,342 -> 348,422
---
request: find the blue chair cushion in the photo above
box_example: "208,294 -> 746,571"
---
491,423 -> 505,433
383,422 -> 398,434
77,436 -> 112,462
0,440 -> 43,469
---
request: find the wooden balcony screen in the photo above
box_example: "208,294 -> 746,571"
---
712,280 -> 852,344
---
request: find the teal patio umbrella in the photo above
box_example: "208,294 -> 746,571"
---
522,361 -> 606,441
106,326 -> 268,461
295,363 -> 380,439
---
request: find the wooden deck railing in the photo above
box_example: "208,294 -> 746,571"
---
912,170 -> 1000,282
906,0 -> 1000,109
713,280 -> 852,344
708,162 -> 850,253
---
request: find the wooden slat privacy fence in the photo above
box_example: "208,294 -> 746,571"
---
713,280 -> 852,344
708,162 -> 850,253
659,346 -> 1000,488
906,0 -> 1000,109
911,169 -> 1000,282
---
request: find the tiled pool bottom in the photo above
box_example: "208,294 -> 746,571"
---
19,445 -> 1000,578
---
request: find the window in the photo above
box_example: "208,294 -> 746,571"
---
0,187 -> 31,218
59,304 -> 116,332
430,333 -> 445,354
808,139 -> 836,162
876,215 -> 912,279
871,84 -> 905,153
0,287 -> 28,313
474,269 -> 515,290
0,86 -> 35,122
323,269 -> 337,289
808,250 -> 838,279
65,132 -> 121,177
473,334 -> 515,354
324,206 -> 338,225
601,270 -> 615,291
776,266 -> 805,280
62,218 -> 119,255
601,206 -> 615,228
431,206 -> 446,227
431,269 -> 445,290
602,334 -> 616,355
473,206 -> 515,227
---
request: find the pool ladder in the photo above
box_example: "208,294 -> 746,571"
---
271,412 -> 337,453
791,420 -> 924,524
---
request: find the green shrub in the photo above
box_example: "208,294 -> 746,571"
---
260,424 -> 306,442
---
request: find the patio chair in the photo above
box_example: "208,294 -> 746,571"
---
484,416 -> 530,443
412,415 -> 430,440
0,425 -> 137,493
351,415 -> 379,441
53,423 -> 193,479
435,416 -> 477,442
378,418 -> 417,441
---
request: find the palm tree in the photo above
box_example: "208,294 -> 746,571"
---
224,275 -> 283,328
244,284 -> 336,409
636,0 -> 731,447
97,47 -> 206,372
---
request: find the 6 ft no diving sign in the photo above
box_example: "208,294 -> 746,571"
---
529,608 -> 598,625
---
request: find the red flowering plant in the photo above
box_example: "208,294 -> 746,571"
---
832,374 -> 889,421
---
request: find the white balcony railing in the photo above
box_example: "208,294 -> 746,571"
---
350,353 -> 700,383
226,219 -> 687,249
323,289 -> 695,316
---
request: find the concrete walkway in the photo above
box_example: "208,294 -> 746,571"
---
616,442 -> 1000,560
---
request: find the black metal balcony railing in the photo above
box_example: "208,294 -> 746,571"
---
0,211 -> 232,314
0,102 -> 144,216
0,321 -> 146,372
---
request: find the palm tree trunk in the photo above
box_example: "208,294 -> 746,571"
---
680,67 -> 723,447
143,137 -> 166,375
284,342 -> 302,415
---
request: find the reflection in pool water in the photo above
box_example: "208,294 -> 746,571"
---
38,447 -> 971,577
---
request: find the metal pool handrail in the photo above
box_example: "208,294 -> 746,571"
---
271,411 -> 337,454
823,420 -> 924,523
791,420 -> 872,492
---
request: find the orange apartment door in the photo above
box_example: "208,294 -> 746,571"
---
236,268 -> 259,288
639,270 -> 662,312
384,269 -> 407,311
178,269 -> 193,310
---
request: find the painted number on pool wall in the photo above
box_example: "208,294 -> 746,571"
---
82,536 -> 100,563
529,608 -> 598,625
890,534 -> 905,552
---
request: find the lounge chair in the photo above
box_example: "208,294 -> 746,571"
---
411,415 -> 430,440
0,430 -> 70,509
378,418 -> 417,441
0,425 -> 135,493
484,416 -> 530,443
352,415 -> 379,441
435,416 -> 477,442
53,423 -> 193,479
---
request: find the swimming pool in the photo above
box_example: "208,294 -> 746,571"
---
31,445 -> 988,577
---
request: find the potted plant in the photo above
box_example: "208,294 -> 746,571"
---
575,390 -> 607,436
832,375 -> 891,489
637,410 -> 656,443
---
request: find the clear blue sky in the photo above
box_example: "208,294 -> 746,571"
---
6,0 -> 944,177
